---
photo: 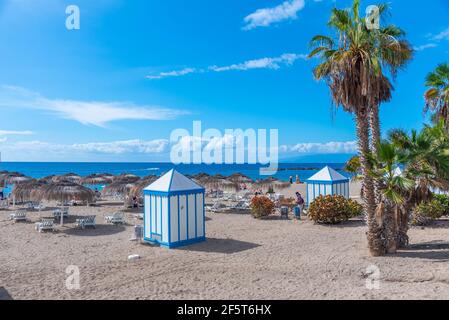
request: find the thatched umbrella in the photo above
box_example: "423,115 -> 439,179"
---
0,172 -> 32,185
81,173 -> 114,185
102,181 -> 136,198
32,181 -> 95,204
11,180 -> 47,203
252,177 -> 290,192
39,175 -> 56,183
112,174 -> 140,184
228,173 -> 253,183
52,173 -> 82,184
128,175 -> 158,199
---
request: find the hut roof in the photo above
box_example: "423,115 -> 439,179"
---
307,166 -> 349,183
144,169 -> 203,193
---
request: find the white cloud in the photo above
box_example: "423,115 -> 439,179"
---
0,85 -> 187,127
146,68 -> 197,80
414,43 -> 438,52
0,130 -> 34,136
432,27 -> 449,41
210,53 -> 305,72
242,0 -> 305,31
0,138 -> 170,155
147,53 -> 305,80
288,141 -> 358,154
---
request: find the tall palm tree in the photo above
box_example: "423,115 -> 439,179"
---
308,0 -> 412,256
424,63 -> 449,128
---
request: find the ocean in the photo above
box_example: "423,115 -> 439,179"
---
0,162 -> 348,182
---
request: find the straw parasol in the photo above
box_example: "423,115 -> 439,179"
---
0,172 -> 32,185
112,174 -> 140,184
102,181 -> 136,198
81,173 -> 114,185
128,175 -> 159,199
228,173 -> 253,183
11,180 -> 47,203
39,175 -> 56,183
52,173 -> 82,184
32,181 -> 95,204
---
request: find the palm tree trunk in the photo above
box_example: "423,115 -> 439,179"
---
369,104 -> 382,204
356,108 -> 385,256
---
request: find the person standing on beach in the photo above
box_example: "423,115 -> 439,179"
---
295,192 -> 305,218
296,175 -> 300,184
289,176 -> 293,184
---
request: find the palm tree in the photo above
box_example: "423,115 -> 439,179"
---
308,0 -> 412,256
386,121 -> 449,248
424,63 -> 449,128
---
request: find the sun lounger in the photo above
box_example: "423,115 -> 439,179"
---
53,207 -> 69,219
206,202 -> 229,213
0,200 -> 9,210
35,219 -> 54,233
9,210 -> 27,222
230,201 -> 250,211
76,215 -> 96,229
105,212 -> 125,225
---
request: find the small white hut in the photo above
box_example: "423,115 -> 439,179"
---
306,166 -> 350,206
143,169 -> 206,248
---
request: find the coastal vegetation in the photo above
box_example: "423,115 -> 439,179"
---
308,195 -> 362,224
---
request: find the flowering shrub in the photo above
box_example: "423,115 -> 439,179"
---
250,196 -> 275,219
308,195 -> 359,224
412,200 -> 445,226
347,198 -> 363,218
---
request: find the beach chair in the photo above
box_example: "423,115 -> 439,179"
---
35,219 -> 54,233
76,216 -> 96,229
53,207 -> 69,219
230,200 -> 250,211
105,212 -> 125,225
0,200 -> 9,210
9,210 -> 27,222
33,202 -> 45,211
206,201 -> 228,213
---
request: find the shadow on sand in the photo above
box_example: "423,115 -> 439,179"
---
0,287 -> 13,300
61,224 -> 126,237
395,240 -> 449,261
177,238 -> 261,254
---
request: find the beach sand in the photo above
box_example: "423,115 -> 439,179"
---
1,182 -> 449,300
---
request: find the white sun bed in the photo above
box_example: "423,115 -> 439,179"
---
105,212 -> 125,225
9,210 -> 27,222
35,219 -> 54,233
76,215 -> 96,229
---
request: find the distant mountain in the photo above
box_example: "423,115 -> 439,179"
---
280,153 -> 356,164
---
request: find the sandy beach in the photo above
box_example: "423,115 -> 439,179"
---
1,182 -> 449,300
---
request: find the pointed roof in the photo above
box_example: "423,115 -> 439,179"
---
307,166 -> 349,183
144,169 -> 204,193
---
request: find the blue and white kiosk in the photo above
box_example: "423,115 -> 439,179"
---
143,169 -> 206,248
306,166 -> 350,206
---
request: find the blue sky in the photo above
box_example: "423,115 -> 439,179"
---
0,0 -> 448,162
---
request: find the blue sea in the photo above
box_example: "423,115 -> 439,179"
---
0,162 -> 348,182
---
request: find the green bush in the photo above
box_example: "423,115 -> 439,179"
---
412,200 -> 445,226
432,194 -> 449,216
347,199 -> 363,218
308,195 -> 360,224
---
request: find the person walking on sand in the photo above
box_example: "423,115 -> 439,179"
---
295,192 -> 305,219
289,176 -> 293,184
